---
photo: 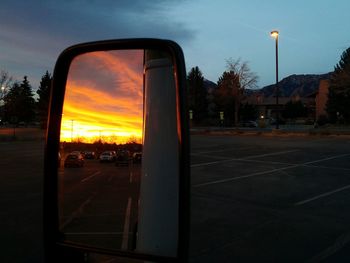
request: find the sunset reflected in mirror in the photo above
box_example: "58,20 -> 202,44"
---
60,50 -> 143,144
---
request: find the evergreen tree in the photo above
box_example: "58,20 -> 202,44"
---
213,59 -> 258,126
37,71 -> 52,128
326,47 -> 350,123
4,76 -> 36,123
4,82 -> 20,123
187,66 -> 208,123
213,71 -> 239,126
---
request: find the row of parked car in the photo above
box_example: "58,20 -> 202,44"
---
63,150 -> 142,168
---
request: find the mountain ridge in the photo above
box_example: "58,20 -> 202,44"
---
204,73 -> 332,98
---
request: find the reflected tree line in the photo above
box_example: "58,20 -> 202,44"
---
61,140 -> 142,157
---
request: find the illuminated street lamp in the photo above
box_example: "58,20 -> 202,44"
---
1,86 -> 5,100
1,86 -> 6,124
270,30 -> 279,129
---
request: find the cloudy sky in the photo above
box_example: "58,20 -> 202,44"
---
61,50 -> 144,143
1,0 -> 350,91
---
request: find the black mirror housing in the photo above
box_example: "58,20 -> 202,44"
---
43,39 -> 190,262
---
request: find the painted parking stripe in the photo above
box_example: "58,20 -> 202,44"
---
193,164 -> 299,187
191,150 -> 298,168
121,197 -> 132,250
194,153 -> 350,188
191,146 -> 255,155
294,184 -> 350,206
81,171 -> 101,182
307,231 -> 350,262
60,192 -> 96,230
301,153 -> 350,165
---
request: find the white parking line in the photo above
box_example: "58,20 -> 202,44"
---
194,153 -> 350,188
191,146 -> 255,155
295,184 -> 350,206
191,150 -> 298,168
303,164 -> 350,172
60,192 -> 97,230
81,171 -> 101,182
121,197 -> 132,250
307,231 -> 350,262
193,164 -> 299,187
302,153 -> 350,165
194,153 -> 293,166
129,172 -> 133,183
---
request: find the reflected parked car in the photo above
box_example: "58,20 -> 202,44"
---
58,152 -> 61,167
115,150 -> 131,166
84,151 -> 96,159
64,152 -> 84,168
99,151 -> 116,162
132,152 -> 142,164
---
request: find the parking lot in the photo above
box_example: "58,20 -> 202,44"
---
2,133 -> 350,262
190,134 -> 350,262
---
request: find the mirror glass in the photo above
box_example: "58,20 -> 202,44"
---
58,50 -> 144,251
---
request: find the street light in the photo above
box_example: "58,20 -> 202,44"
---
1,86 -> 5,100
270,30 -> 279,129
1,86 -> 6,124
70,119 -> 75,142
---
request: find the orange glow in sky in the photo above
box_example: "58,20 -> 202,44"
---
60,50 -> 144,144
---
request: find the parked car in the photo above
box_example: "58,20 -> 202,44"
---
115,149 -> 131,166
269,117 -> 286,125
132,152 -> 142,164
99,151 -> 116,162
239,120 -> 258,128
58,152 -> 61,167
84,151 -> 96,159
64,152 -> 84,168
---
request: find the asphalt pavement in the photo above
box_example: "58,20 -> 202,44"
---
58,159 -> 140,250
190,134 -> 350,262
2,134 -> 350,262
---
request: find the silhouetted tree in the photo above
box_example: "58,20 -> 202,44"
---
226,59 -> 258,126
213,71 -> 239,126
37,71 -> 52,128
326,47 -> 350,123
214,59 -> 258,126
187,66 -> 208,123
4,76 -> 36,123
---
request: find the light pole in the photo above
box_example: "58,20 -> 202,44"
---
271,30 -> 279,129
70,119 -> 75,142
1,86 -> 6,124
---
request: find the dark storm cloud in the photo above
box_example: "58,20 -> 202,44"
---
0,0 -> 195,87
0,0 -> 195,44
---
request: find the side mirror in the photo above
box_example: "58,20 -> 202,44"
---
44,39 -> 190,262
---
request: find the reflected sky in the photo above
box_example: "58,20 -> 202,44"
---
60,50 -> 144,144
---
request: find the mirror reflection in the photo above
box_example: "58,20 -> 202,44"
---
58,50 -> 143,251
